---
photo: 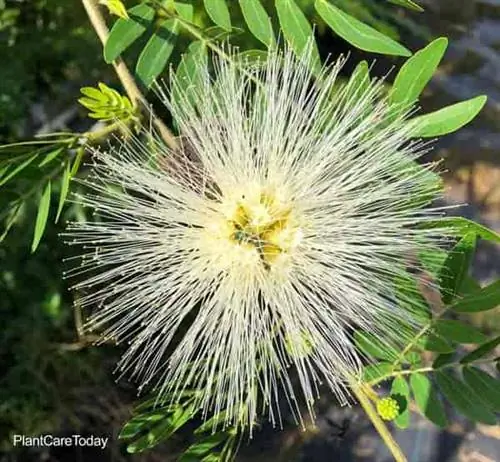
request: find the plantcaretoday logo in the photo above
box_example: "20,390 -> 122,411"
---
12,434 -> 109,449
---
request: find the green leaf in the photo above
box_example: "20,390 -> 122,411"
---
0,153 -> 37,187
100,0 -> 129,19
276,0 -> 321,74
463,367 -> 500,411
172,40 -> 208,109
104,3 -> 155,63
435,371 -> 496,424
239,0 -> 275,48
387,0 -> 424,12
79,83 -> 135,121
195,411 -> 228,434
38,147 -> 64,167
460,336 -> 500,364
315,0 -> 411,57
32,181 -> 51,253
235,50 -> 269,66
419,248 -> 447,278
391,376 -> 410,428
459,275 -> 482,296
119,410 -> 169,439
346,61 -> 370,99
394,273 -> 431,323
438,232 -> 476,304
179,433 -> 226,460
405,351 -> 422,367
410,373 -> 448,427
125,404 -> 196,453
174,2 -> 194,21
450,280 -> 500,313
362,362 -> 393,383
419,332 -> 455,353
354,331 -> 399,361
55,162 -> 71,223
422,217 -> 500,243
390,38 -> 448,108
434,319 -> 487,344
411,95 -> 487,137
432,352 -> 455,369
204,0 -> 232,31
136,19 -> 179,88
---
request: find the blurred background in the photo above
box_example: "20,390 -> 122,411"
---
0,0 -> 499,461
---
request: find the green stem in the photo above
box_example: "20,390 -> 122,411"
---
350,380 -> 407,462
370,357 -> 496,386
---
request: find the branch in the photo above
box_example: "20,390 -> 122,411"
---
350,381 -> 408,462
81,0 -> 178,150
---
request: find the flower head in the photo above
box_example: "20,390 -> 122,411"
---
68,44 -> 445,431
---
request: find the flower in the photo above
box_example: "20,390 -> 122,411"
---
67,44 -> 445,431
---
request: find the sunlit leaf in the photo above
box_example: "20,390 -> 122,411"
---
235,50 -> 268,66
136,18 -> 179,88
412,95 -> 487,137
174,1 -> 194,21
276,0 -> 321,74
99,0 -> 129,19
410,373 -> 448,427
239,0 -> 275,48
410,372 -> 448,428
315,0 -> 411,56
390,38 -> 447,108
391,376 -> 410,428
79,83 -> 135,120
104,3 -> 155,63
172,40 -> 208,109
346,61 -> 370,100
362,362 -> 393,383
204,0 -> 232,31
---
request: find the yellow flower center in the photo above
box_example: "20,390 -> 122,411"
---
227,190 -> 301,268
202,185 -> 303,273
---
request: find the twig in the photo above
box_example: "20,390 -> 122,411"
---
350,380 -> 408,462
81,0 -> 178,150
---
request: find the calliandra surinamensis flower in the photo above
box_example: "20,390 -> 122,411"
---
67,44 -> 446,431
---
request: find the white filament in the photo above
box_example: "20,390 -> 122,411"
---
67,45 -> 448,432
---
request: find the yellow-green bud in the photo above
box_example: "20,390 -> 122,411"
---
376,397 -> 400,421
285,331 -> 315,358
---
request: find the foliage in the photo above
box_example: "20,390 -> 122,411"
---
357,224 -> 500,430
0,1 -> 499,461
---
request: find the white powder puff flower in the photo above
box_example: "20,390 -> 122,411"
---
67,45 -> 445,431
